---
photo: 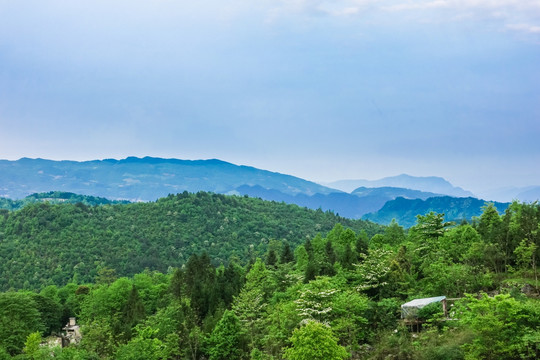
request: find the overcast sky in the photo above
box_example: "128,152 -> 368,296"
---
1,0 -> 539,193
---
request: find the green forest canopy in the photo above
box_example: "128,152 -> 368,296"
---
0,191 -> 129,211
0,199 -> 538,359
0,191 -> 383,290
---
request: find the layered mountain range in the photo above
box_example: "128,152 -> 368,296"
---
323,174 -> 474,197
0,157 -> 334,200
0,157 -> 531,226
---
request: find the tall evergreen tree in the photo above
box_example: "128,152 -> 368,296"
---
169,268 -> 184,299
304,238 -> 314,260
184,252 -> 218,321
304,261 -> 318,283
121,285 -> 146,340
320,241 -> 336,276
216,261 -> 244,307
341,244 -> 355,270
325,241 -> 337,265
280,242 -> 295,264
266,249 -> 278,268
355,232 -> 368,257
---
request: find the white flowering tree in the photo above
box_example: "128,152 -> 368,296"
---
232,258 -> 271,351
354,248 -> 392,295
295,277 -> 339,324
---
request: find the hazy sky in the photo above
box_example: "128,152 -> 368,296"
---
1,0 -> 539,193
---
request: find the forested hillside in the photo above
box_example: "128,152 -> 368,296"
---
0,191 -> 382,290
0,191 -> 129,211
237,185 -> 446,219
0,201 -> 538,359
0,157 -> 495,221
363,196 -> 510,227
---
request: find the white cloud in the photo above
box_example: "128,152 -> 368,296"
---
338,7 -> 361,15
379,0 -> 540,22
266,0 -> 540,40
506,23 -> 540,33
267,0 -> 377,19
382,0 -> 449,12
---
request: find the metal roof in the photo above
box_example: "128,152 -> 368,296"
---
402,296 -> 446,308
401,296 -> 446,319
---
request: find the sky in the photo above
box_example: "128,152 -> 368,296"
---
0,0 -> 539,194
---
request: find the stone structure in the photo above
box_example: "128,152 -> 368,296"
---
62,317 -> 82,346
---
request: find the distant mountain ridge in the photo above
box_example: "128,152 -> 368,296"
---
351,186 -> 442,199
517,187 -> 540,202
1,157 -> 519,222
362,196 -> 510,228
478,186 -> 540,203
0,157 -> 338,201
235,185 -> 376,219
324,174 -> 475,197
203,185 -> 453,219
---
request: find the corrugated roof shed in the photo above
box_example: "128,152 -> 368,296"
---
401,296 -> 446,319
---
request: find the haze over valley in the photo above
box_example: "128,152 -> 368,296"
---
1,156 -> 532,226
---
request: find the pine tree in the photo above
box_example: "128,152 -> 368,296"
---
304,261 -> 318,283
280,242 -> 295,264
120,285 -> 145,340
169,268 -> 184,299
355,232 -> 368,257
304,239 -> 314,260
341,244 -> 355,270
266,250 -> 277,268
325,241 -> 336,265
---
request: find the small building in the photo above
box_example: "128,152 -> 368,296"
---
401,296 -> 447,319
401,296 -> 447,332
62,317 -> 82,346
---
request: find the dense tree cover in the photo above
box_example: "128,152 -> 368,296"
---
363,196 -> 510,227
0,192 -> 383,290
283,320 -> 349,360
0,192 -> 129,211
0,200 -> 538,359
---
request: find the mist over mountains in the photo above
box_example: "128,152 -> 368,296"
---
0,157 -> 535,226
362,196 -> 510,228
0,157 -> 335,201
324,174 -> 475,197
478,186 -> 540,203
